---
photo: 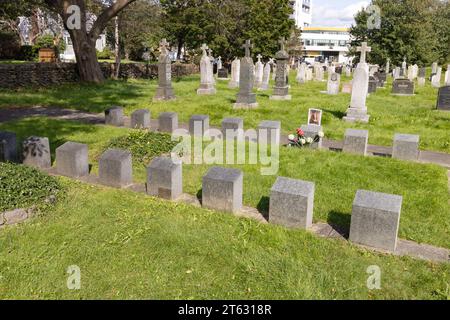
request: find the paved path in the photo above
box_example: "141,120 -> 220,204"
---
2,105 -> 450,168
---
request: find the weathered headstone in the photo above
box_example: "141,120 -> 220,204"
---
393,67 -> 401,80
296,62 -> 307,83
392,134 -> 419,161
417,67 -> 426,87
341,81 -> 352,94
385,58 -> 390,75
189,115 -> 209,137
326,72 -> 340,95
258,120 -> 281,145
349,190 -> 402,252
217,68 -> 229,80
153,39 -> 176,101
197,44 -> 217,95
147,156 -> 182,200
436,86 -> 450,110
270,37 -> 291,100
343,129 -> 368,156
306,67 -> 313,81
401,57 -> 407,76
217,56 -> 223,70
254,54 -> 264,89
269,177 -> 315,229
374,71 -> 386,87
431,62 -> 438,74
202,167 -> 243,213
158,112 -> 178,133
99,149 -> 133,188
314,63 -> 324,81
444,65 -> 450,86
234,40 -> 258,109
431,67 -> 442,88
392,78 -> 415,96
300,124 -> 322,149
228,57 -> 240,88
22,136 -> 51,169
222,117 -> 244,140
368,76 -> 378,94
105,106 -> 124,127
0,131 -> 17,162
131,109 -> 151,129
259,62 -> 271,91
56,142 -> 89,178
344,42 -> 371,123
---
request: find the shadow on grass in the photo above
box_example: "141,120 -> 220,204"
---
323,109 -> 346,120
327,210 -> 351,239
256,196 -> 270,221
196,189 -> 203,205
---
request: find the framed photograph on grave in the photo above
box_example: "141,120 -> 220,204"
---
307,108 -> 323,126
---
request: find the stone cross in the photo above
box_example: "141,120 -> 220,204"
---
278,37 -> 286,51
357,42 -> 371,64
242,40 -> 252,58
256,54 -> 262,62
159,38 -> 169,54
200,43 -> 209,56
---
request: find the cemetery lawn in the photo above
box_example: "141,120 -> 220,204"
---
0,178 -> 449,300
1,118 -> 449,249
1,70 -> 449,153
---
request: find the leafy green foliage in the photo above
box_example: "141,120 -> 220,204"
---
106,130 -> 180,165
350,0 -> 449,66
0,162 -> 63,212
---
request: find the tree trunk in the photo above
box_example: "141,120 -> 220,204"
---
177,38 -> 183,60
114,16 -> 121,80
69,29 -> 105,83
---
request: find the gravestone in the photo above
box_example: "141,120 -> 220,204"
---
345,65 -> 352,77
296,62 -> 307,83
401,57 -> 407,76
326,73 -> 340,95
392,78 -> 415,96
306,68 -> 313,81
222,118 -> 244,140
189,115 -> 210,137
269,177 -> 315,229
158,112 -> 178,133
392,134 -> 419,161
217,68 -> 229,80
344,42 -> 371,123
147,157 -> 182,200
349,190 -> 402,251
431,62 -> 438,74
258,120 -> 281,145
217,56 -> 222,70
431,67 -> 442,88
436,86 -> 450,110
393,67 -> 401,80
385,58 -> 390,75
374,71 -> 386,87
417,67 -> 426,87
343,129 -> 368,156
254,54 -> 264,89
131,109 -> 151,129
105,106 -> 124,126
300,124 -> 322,149
207,49 -> 216,84
228,57 -> 240,88
259,62 -> 271,91
445,65 -> 450,85
234,40 -> 258,109
99,149 -> 133,188
314,63 -> 324,81
202,167 -> 243,213
153,39 -> 176,101
270,37 -> 291,100
341,82 -> 352,94
55,142 -> 89,178
0,131 -> 17,162
197,44 -> 217,95
368,76 -> 378,94
22,136 -> 51,169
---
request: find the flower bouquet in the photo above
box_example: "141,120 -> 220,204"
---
288,128 -> 324,148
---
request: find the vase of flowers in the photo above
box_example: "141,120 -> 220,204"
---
288,128 -> 324,148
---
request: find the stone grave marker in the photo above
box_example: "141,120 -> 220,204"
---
0,131 -> 17,162
326,73 -> 340,95
270,37 -> 291,100
22,136 -> 51,169
147,156 -> 182,200
197,44 -> 217,95
392,78 -> 415,96
56,142 -> 89,178
228,57 -> 240,88
436,86 -> 450,111
99,149 -> 133,188
234,40 -> 258,109
153,39 -> 176,101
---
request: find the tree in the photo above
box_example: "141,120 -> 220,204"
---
43,0 -> 137,83
349,0 -> 446,66
0,0 -> 42,44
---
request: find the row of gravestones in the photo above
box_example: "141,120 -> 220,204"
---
0,131 -> 404,252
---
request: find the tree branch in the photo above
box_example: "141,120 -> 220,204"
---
89,0 -> 137,41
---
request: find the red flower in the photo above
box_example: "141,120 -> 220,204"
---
296,128 -> 304,136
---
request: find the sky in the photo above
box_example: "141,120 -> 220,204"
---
312,0 -> 370,27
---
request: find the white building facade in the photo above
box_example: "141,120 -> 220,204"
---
290,0 -> 313,28
301,27 -> 352,64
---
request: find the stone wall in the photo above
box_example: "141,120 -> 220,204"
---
0,62 -> 199,89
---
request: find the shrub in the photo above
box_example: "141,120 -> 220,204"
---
97,48 -> 113,60
0,162 -> 63,212
106,130 -> 180,165
0,32 -> 21,59
17,45 -> 36,61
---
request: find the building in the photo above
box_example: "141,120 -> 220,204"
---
289,0 -> 313,28
300,27 -> 352,64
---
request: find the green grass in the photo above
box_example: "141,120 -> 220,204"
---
1,117 -> 449,248
0,179 -> 449,299
1,70 -> 449,152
